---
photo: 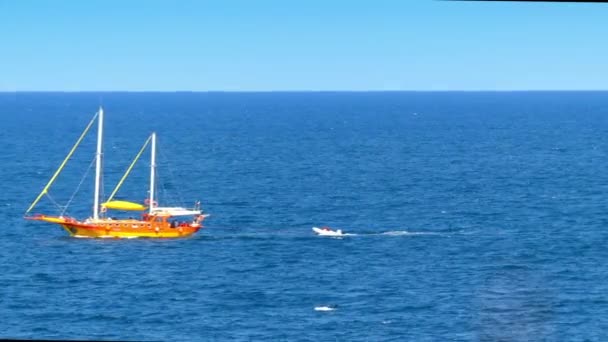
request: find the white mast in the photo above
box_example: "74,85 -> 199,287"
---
149,132 -> 156,214
93,107 -> 104,220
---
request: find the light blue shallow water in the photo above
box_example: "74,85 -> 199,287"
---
1,92 -> 608,341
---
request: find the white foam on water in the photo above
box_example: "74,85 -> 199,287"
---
381,230 -> 442,236
381,230 -> 411,236
314,306 -> 336,312
312,228 -> 444,238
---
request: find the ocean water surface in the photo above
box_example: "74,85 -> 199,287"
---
1,92 -> 608,341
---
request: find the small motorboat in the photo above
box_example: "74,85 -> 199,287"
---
312,226 -> 344,236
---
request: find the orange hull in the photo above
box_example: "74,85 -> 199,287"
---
27,215 -> 204,239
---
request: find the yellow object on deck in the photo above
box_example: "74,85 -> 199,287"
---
101,200 -> 147,211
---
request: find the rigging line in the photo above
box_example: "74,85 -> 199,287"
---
26,111 -> 99,214
45,193 -> 64,214
158,145 -> 186,207
156,168 -> 172,207
157,153 -> 180,207
61,157 -> 96,216
155,158 -> 177,207
106,135 -> 152,203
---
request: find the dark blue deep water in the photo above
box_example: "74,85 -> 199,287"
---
2,92 -> 608,341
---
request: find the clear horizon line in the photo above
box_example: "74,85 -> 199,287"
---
2,89 -> 608,93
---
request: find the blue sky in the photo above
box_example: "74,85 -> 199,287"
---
1,1 -> 607,91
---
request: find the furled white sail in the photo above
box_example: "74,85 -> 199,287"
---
151,207 -> 202,216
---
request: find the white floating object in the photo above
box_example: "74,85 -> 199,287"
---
312,227 -> 345,236
314,306 -> 336,312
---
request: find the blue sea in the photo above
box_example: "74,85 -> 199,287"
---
1,92 -> 608,341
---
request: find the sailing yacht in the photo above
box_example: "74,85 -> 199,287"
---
25,107 -> 207,238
